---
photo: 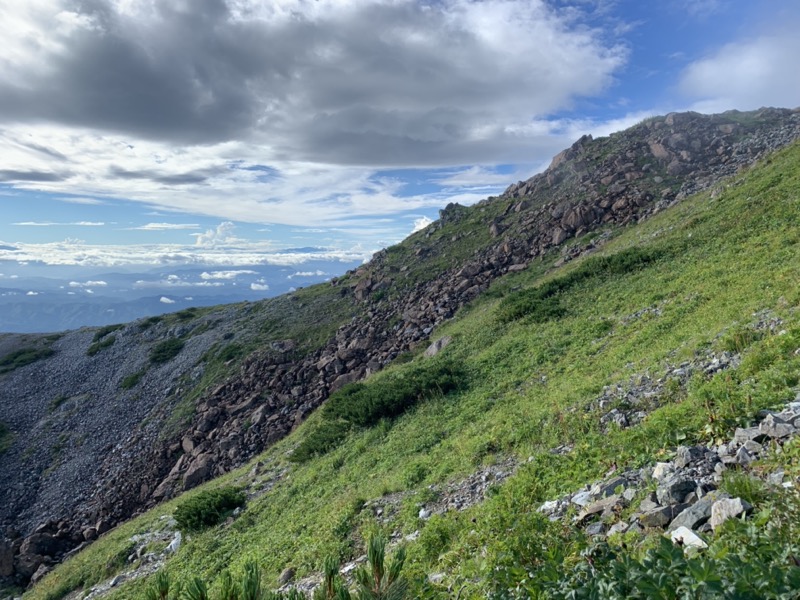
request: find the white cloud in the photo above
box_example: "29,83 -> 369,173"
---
69,280 -> 108,288
200,270 -> 258,280
193,222 -> 242,247
250,282 -> 269,291
26,291 -> 38,296
411,216 -> 434,233
680,28 -> 800,112
288,270 -> 327,278
128,223 -> 200,231
13,221 -> 104,226
159,296 -> 176,304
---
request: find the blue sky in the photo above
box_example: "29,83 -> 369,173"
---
1,0 -> 799,272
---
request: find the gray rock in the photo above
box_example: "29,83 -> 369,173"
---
656,475 -> 696,505
278,567 -> 295,585
424,336 -> 452,358
710,497 -> 753,530
733,427 -> 763,445
735,446 -> 754,467
759,414 -> 796,439
638,504 -> 688,528
571,491 -> 593,507
667,491 -> 729,532
585,522 -> 606,536
675,446 -> 704,468
651,462 -> 674,481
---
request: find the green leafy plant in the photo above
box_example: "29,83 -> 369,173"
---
93,324 -> 125,342
121,369 -> 147,390
150,338 -> 185,364
174,487 -> 246,533
0,346 -> 55,374
353,535 -> 408,600
87,334 -> 117,356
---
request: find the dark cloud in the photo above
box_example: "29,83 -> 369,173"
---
0,170 -> 73,182
0,1 -> 625,165
108,165 -> 227,185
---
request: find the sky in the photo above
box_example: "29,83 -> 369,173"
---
1,0 -> 799,273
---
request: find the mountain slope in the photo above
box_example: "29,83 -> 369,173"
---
16,126 -> 800,598
1,108 -> 799,594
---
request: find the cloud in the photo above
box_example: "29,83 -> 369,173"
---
26,291 -> 39,296
193,221 -> 241,247
69,280 -> 108,288
250,282 -> 269,291
159,296 -> 176,304
680,28 -> 800,112
200,270 -> 258,280
128,222 -> 201,231
13,221 -> 105,226
288,270 -> 327,278
411,216 -> 434,233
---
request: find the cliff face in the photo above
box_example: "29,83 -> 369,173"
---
1,107 -> 798,587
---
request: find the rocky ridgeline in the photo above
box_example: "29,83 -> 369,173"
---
538,396 -> 800,545
2,109 -> 800,588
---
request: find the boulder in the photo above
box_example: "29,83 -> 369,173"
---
667,491 -> 729,532
183,453 -> 214,490
669,526 -> 708,550
710,497 -> 752,530
0,538 -> 14,577
656,475 -> 696,505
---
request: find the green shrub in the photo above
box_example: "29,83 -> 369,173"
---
0,422 -> 12,454
218,343 -> 244,363
323,359 -> 466,427
0,347 -> 55,374
120,369 -> 146,390
150,338 -> 185,364
290,419 -> 352,463
174,487 -> 246,533
497,247 -> 665,323
87,335 -> 116,356
92,324 -> 124,342
176,308 -> 199,321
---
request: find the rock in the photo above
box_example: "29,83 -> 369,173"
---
31,563 -> 52,584
278,567 -> 295,585
651,462 -> 674,482
674,446 -> 704,469
424,336 -> 452,358
81,527 -> 97,542
579,495 -> 622,521
166,532 -> 182,554
418,508 -> 432,520
669,526 -> 708,550
656,475 -> 696,506
571,491 -> 593,507
733,427 -> 763,445
585,522 -> 606,536
19,533 -> 65,558
183,454 -> 214,490
639,505 -> 687,528
667,491 -> 729,532
0,538 -> 14,577
759,414 -> 796,439
735,446 -> 754,467
592,476 -> 628,498
710,497 -> 753,530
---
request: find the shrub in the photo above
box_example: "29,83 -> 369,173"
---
0,422 -> 12,454
290,419 -> 352,463
92,324 -> 124,342
120,369 -> 146,390
0,347 -> 55,374
87,335 -> 116,356
174,487 -> 246,533
150,338 -> 185,364
497,247 -> 665,323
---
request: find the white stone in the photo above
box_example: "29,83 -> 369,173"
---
669,526 -> 708,550
710,497 -> 752,530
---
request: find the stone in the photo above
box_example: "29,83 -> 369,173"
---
418,508 -> 432,520
0,538 -> 13,577
669,526 -> 708,550
656,475 -> 696,505
638,504 -> 688,528
31,563 -> 52,584
81,527 -> 97,542
710,497 -> 752,530
579,495 -> 622,521
424,336 -> 452,358
19,533 -> 65,558
183,453 -> 214,490
674,446 -> 704,469
592,476 -> 628,498
571,490 -> 593,507
667,491 -> 729,532
651,462 -> 674,482
735,446 -> 753,467
608,522 -> 629,536
166,532 -> 182,554
733,427 -> 763,445
585,522 -> 606,536
759,413 -> 796,439
278,567 -> 295,585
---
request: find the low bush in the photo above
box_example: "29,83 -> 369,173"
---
0,347 -> 55,374
290,419 -> 352,463
150,338 -> 185,364
174,487 -> 246,533
120,370 -> 146,390
87,335 -> 116,356
497,246 -> 665,323
93,324 -> 125,342
0,422 -> 12,454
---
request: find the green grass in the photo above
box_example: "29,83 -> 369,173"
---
93,324 -> 125,342
150,338 -> 185,364
120,370 -> 146,390
26,142 -> 800,599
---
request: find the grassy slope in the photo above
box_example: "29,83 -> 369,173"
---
27,143 -> 800,599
